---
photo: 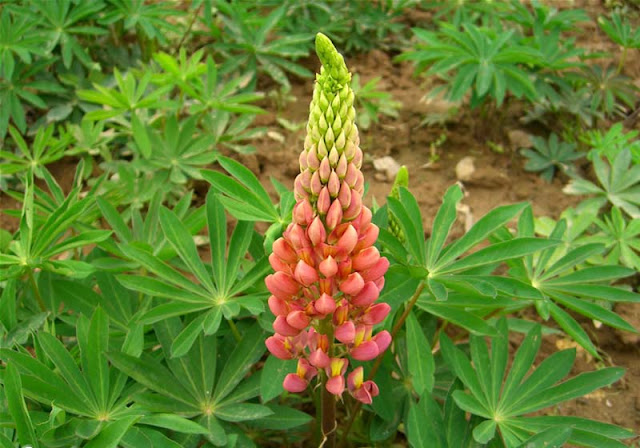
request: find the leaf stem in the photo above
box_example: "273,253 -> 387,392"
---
228,318 -> 242,342
28,269 -> 47,312
340,281 -> 425,446
175,2 -> 204,54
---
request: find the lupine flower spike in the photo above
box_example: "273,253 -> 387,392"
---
264,33 -> 391,404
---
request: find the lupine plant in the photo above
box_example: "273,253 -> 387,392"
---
264,34 -> 391,444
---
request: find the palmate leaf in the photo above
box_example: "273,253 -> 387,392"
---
117,191 -> 269,354
214,2 -> 312,87
0,308 -> 141,445
107,319 -> 273,442
506,204 -> 640,357
564,149 -> 640,218
441,318 -> 632,448
521,133 -> 582,182
399,23 -> 540,107
386,185 -> 560,301
582,206 -> 640,271
1,165 -> 110,283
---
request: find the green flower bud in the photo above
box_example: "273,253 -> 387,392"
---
389,166 -> 409,243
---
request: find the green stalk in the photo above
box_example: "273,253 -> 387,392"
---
228,318 -> 242,343
617,47 -> 628,75
28,269 -> 46,312
340,281 -> 425,446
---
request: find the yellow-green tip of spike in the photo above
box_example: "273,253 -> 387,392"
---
394,166 -> 409,189
390,166 -> 409,199
315,33 -> 350,87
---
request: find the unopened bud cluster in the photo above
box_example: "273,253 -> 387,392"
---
264,34 -> 391,404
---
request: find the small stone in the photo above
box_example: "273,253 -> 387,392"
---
372,156 -> 401,182
456,157 -> 475,182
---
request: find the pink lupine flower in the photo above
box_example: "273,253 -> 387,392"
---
264,33 -> 391,402
347,367 -> 379,404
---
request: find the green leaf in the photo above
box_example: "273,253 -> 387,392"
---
427,184 -> 464,268
132,112 -> 151,158
515,367 -> 625,415
549,303 -> 599,358
170,314 -> 208,358
407,395 -> 445,448
106,352 -> 195,406
218,156 -> 274,212
118,244 -> 206,297
207,191 -> 227,292
83,308 -> 109,411
138,414 -> 209,434
215,403 -> 274,422
213,323 -> 265,403
435,202 -> 527,271
406,312 -> 434,395
440,238 -> 559,274
160,207 -> 215,292
472,419 -> 496,444
260,356 -> 296,403
3,363 -> 39,448
37,332 -> 96,412
117,275 -> 208,303
84,415 -> 139,448
248,405 -> 312,430
516,426 -> 572,448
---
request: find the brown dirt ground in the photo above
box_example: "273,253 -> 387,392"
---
0,0 -> 639,443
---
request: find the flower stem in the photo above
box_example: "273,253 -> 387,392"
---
28,269 -> 47,312
339,281 -> 425,446
318,317 -> 336,447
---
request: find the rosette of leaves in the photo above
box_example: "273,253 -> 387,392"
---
581,122 -> 640,164
77,68 -> 175,159
499,205 -> 639,357
0,125 -> 73,179
115,190 -> 270,357
0,164 -> 110,288
145,115 -> 218,185
30,0 -> 107,69
576,64 -> 639,118
213,2 -> 312,88
0,308 -> 171,447
98,0 -> 183,48
96,188 -> 206,269
0,6 -> 45,73
398,23 -> 540,108
598,9 -> 640,72
430,319 -> 632,448
521,133 -> 583,182
106,319 -> 311,446
0,60 -> 65,139
582,206 -> 640,272
425,0 -> 510,28
503,0 -> 589,34
351,74 -> 401,130
564,149 -> 640,218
